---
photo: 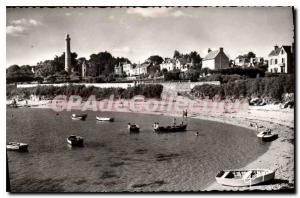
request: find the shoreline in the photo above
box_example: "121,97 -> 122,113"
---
6,96 -> 294,191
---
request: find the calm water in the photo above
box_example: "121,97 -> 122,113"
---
7,108 -> 269,192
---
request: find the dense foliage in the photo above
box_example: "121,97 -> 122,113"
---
7,51 -> 131,83
7,84 -> 163,100
6,65 -> 35,83
210,67 -> 265,78
199,74 -> 245,84
192,74 -> 294,101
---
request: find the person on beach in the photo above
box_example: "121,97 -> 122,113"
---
183,109 -> 188,118
153,122 -> 159,130
128,123 -> 131,130
173,118 -> 176,127
255,123 -> 258,132
12,99 -> 16,105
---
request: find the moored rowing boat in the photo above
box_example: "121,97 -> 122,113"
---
215,169 -> 275,187
7,142 -> 28,152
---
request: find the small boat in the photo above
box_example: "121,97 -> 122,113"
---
7,104 -> 18,108
154,124 -> 187,133
6,142 -> 28,152
67,135 -> 84,146
257,129 -> 278,142
215,169 -> 275,187
71,114 -> 87,121
128,123 -> 140,133
96,116 -> 114,122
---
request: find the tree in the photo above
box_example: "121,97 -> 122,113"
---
173,50 -> 181,59
89,51 -> 114,76
247,51 -> 256,60
147,55 -> 163,65
6,64 -> 34,83
185,69 -> 200,82
189,51 -> 202,70
7,65 -> 20,73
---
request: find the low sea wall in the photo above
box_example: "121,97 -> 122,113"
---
17,83 -> 135,89
16,81 -> 220,92
155,81 -> 220,92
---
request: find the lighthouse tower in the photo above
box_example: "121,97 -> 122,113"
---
65,34 -> 72,73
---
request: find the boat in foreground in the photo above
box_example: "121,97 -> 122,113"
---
6,142 -> 28,152
67,135 -> 84,146
257,129 -> 278,142
96,116 -> 114,122
215,169 -> 275,187
71,114 -> 87,121
128,123 -> 140,133
154,124 -> 187,133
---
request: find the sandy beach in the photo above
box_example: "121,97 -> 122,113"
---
7,95 -> 294,191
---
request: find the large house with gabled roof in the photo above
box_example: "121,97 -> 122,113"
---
202,47 -> 229,70
267,45 -> 293,73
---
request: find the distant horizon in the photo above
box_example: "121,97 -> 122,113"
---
6,7 -> 294,67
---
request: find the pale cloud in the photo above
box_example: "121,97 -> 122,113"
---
108,15 -> 115,20
65,12 -> 72,16
127,7 -> 173,18
126,8 -> 193,18
171,10 -> 192,18
6,25 -> 26,36
11,18 -> 42,26
6,18 -> 42,36
113,46 -> 132,54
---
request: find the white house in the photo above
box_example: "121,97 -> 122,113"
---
160,58 -> 176,71
122,63 -> 133,76
234,55 -> 250,67
267,45 -> 292,73
132,63 -> 151,76
202,47 -> 230,70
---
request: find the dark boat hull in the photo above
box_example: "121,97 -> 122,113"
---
129,127 -> 140,133
67,136 -> 84,146
154,124 -> 187,133
260,134 -> 278,142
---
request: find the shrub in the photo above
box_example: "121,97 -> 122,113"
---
199,74 -> 245,84
192,74 -> 294,101
211,67 -> 265,78
6,84 -> 164,100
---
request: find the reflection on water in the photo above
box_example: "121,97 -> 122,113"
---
7,108 -> 269,192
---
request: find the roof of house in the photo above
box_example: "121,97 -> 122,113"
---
203,50 -> 220,61
235,55 -> 245,60
162,58 -> 175,64
135,62 -> 151,69
268,46 -> 291,57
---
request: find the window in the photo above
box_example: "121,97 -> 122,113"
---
282,58 -> 284,63
281,50 -> 284,54
270,69 -> 273,73
270,59 -> 272,65
275,59 -> 277,64
280,66 -> 285,73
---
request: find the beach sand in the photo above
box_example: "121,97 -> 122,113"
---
7,96 -> 294,191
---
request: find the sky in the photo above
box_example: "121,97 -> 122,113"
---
6,7 -> 294,67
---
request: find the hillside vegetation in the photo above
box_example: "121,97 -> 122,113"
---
192,74 -> 294,101
7,84 -> 163,100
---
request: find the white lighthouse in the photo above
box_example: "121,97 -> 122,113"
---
65,34 -> 72,73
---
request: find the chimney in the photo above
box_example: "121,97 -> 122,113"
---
219,47 -> 223,52
208,48 -> 212,53
274,45 -> 279,50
